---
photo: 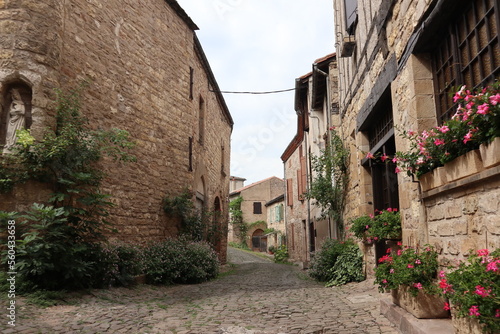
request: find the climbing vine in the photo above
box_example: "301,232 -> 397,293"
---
305,127 -> 349,238
229,196 -> 248,246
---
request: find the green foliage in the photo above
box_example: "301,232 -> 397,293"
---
0,84 -> 136,292
228,241 -> 250,250
350,208 -> 401,242
305,128 -> 349,237
375,245 -> 439,297
273,245 -> 289,264
9,205 -> 100,291
325,243 -> 364,287
163,190 -> 203,241
141,238 -> 220,285
229,196 -> 248,244
442,249 -> 500,333
92,242 -> 144,288
309,238 -> 364,286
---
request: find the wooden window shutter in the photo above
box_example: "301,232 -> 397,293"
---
286,178 -> 293,206
300,156 -> 307,198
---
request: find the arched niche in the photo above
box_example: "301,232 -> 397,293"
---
1,82 -> 32,153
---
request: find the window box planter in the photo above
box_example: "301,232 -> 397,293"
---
479,136 -> 500,168
391,285 -> 450,319
445,149 -> 484,182
451,306 -> 485,334
419,166 -> 447,191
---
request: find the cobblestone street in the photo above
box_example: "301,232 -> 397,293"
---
1,247 -> 399,334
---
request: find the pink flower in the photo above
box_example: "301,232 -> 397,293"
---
496,309 -> 500,318
434,138 -> 445,146
439,271 -> 446,278
413,282 -> 423,290
395,167 -> 401,173
397,250 -> 402,256
463,130 -> 474,144
444,302 -> 450,311
477,249 -> 489,257
476,103 -> 489,115
382,279 -> 388,284
486,260 -> 499,272
437,125 -> 450,133
374,237 -> 379,241
366,152 -> 375,159
381,153 -> 389,162
397,241 -> 402,246
489,94 -> 500,106
386,208 -> 393,212
466,101 -> 475,109
392,157 -> 398,163
390,269 -> 395,274
365,225 -> 370,230
475,285 -> 491,297
415,259 -> 421,265
407,264 -> 414,269
469,305 -> 480,317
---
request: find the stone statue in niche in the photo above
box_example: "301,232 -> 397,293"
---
3,88 -> 26,154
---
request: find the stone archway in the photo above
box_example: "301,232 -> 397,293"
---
251,229 -> 267,252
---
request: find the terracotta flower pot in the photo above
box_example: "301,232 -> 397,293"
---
391,285 -> 450,319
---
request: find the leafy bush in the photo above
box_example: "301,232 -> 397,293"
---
92,242 -> 144,288
325,242 -> 364,287
273,245 -> 289,264
142,238 -> 219,285
309,238 -> 364,286
9,204 -> 102,291
440,249 -> 500,333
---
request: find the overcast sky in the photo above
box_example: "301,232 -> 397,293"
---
176,0 -> 336,185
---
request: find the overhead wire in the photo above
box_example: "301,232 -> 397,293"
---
210,88 -> 296,95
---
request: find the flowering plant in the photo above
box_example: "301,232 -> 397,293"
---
350,208 -> 401,243
440,248 -> 500,333
366,83 -> 500,177
374,245 -> 439,297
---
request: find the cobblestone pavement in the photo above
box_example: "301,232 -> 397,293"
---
1,247 -> 399,334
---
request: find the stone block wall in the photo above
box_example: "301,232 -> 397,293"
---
0,0 -> 232,260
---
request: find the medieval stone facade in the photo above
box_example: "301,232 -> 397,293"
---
228,176 -> 284,251
333,0 -> 499,273
0,0 -> 233,261
282,54 -> 339,265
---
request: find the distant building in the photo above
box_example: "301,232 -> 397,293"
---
281,53 -> 338,265
265,194 -> 286,251
228,176 -> 284,252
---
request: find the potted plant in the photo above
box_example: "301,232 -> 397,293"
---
440,248 -> 500,334
350,208 -> 401,243
375,245 -> 449,319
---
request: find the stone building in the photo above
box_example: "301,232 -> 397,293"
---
333,0 -> 499,273
264,194 -> 286,252
281,53 -> 339,265
0,0 -> 233,261
228,176 -> 284,251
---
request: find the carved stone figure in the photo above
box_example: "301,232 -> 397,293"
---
3,88 -> 26,154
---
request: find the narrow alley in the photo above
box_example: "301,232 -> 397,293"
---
2,247 -> 399,334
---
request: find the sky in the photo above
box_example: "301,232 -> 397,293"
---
176,0 -> 336,185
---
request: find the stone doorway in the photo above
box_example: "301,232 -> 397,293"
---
251,229 -> 267,252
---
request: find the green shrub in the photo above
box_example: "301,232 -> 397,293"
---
325,242 -> 364,287
273,245 -> 289,263
142,238 -> 219,285
91,242 -> 144,288
309,239 -> 364,286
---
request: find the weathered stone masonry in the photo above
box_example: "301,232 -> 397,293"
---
0,0 -> 233,261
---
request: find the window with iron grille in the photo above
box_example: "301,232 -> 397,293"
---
368,102 -> 393,150
432,0 -> 500,123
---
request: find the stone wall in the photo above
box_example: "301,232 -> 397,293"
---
0,0 -> 232,260
333,0 -> 499,274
